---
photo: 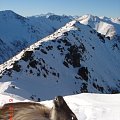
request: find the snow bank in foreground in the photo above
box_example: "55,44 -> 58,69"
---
0,93 -> 120,120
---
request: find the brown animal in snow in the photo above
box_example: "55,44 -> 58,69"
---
0,96 -> 78,120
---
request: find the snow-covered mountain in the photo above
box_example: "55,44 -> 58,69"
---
1,10 -> 120,65
0,10 -> 45,64
0,10 -> 72,64
78,14 -> 120,37
0,19 -> 120,101
0,93 -> 120,120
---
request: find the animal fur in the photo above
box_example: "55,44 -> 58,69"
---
51,96 -> 78,120
0,96 -> 78,120
0,102 -> 50,120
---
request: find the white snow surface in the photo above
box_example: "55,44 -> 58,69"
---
78,14 -> 120,37
0,93 -> 120,120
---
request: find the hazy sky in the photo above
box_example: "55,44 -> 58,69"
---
0,0 -> 120,18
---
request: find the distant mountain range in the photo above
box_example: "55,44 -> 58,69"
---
0,10 -> 120,64
0,13 -> 120,101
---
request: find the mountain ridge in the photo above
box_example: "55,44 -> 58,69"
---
0,19 -> 120,100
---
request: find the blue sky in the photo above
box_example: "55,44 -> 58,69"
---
0,0 -> 120,18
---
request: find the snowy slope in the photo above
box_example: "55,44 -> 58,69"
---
0,10 -> 44,64
0,93 -> 120,120
78,14 -> 120,37
0,20 -> 120,101
0,11 -> 71,64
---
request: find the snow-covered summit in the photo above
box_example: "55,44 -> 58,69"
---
0,10 -> 23,18
78,14 -> 120,37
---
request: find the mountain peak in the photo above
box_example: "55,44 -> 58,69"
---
0,10 -> 25,20
0,10 -> 16,16
78,14 -> 120,37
